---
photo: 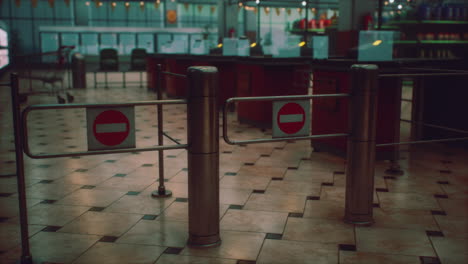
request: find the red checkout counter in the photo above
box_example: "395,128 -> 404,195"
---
147,55 -> 462,160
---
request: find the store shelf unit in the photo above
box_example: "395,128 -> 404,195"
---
388,20 -> 468,59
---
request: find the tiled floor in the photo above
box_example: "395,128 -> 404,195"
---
0,71 -> 467,264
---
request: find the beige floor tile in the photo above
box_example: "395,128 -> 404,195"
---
0,223 -> 44,251
356,226 -> 436,256
10,204 -> 89,227
29,231 -> 101,263
169,171 -> 188,183
303,200 -> 345,220
430,236 -> 468,264
434,215 -> 468,238
220,188 -> 252,205
95,176 -> 155,192
59,211 -> 142,236
266,180 -> 321,196
56,189 -> 126,207
284,169 -> 334,183
386,178 -> 444,194
236,166 -> 286,178
441,184 -> 468,200
0,197 -> 42,218
378,192 -> 441,210
117,220 -> 188,247
53,171 -> 113,186
105,194 -> 175,215
220,175 -> 271,190
23,183 -> 82,200
155,254 -> 237,264
181,230 -> 265,261
157,202 -> 229,222
283,217 -> 354,244
72,242 -> 165,264
257,239 -> 337,264
339,251 -> 420,264
372,208 -> 439,230
220,209 -> 288,234
244,193 -> 307,213
438,198 -> 468,217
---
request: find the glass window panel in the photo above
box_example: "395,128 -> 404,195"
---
100,33 -> 118,50
119,33 -> 135,55
138,34 -> 154,53
81,33 -> 99,55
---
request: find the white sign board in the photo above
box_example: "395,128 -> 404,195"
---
223,38 -> 238,56
312,35 -> 329,59
358,30 -> 394,61
272,100 -> 310,138
87,107 -> 136,151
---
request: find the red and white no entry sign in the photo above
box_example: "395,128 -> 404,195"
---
87,107 -> 135,151
272,100 -> 310,138
94,110 -> 130,146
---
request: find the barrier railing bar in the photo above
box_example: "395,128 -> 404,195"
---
22,100 -> 187,160
376,137 -> 468,147
163,131 -> 182,145
0,82 -> 10,86
224,133 -> 349,146
23,144 -> 188,160
226,93 -> 350,104
401,119 -> 468,135
401,98 -> 412,102
161,71 -> 187,78
223,93 -> 350,146
22,99 -> 187,111
380,72 -> 468,78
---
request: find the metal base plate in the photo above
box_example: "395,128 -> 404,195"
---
151,189 -> 173,198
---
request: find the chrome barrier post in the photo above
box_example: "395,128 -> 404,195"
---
152,64 -> 172,198
345,65 -> 378,225
11,73 -> 33,264
187,66 -> 221,248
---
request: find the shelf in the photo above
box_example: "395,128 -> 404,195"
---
290,29 -> 326,34
389,20 -> 468,25
394,40 -> 468,45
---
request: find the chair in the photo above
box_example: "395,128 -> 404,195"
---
99,48 -> 119,71
130,48 -> 147,71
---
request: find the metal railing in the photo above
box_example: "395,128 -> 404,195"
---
9,65 -> 221,263
152,64 -> 187,198
223,94 -> 350,145
377,68 -> 468,148
21,100 -> 188,159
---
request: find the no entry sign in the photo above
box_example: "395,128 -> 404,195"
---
272,100 -> 310,138
86,107 -> 135,151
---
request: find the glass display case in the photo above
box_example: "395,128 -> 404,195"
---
232,0 -> 338,57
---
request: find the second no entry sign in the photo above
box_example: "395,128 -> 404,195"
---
272,100 -> 310,138
86,107 -> 136,151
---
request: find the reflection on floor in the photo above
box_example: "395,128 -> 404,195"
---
0,72 -> 467,264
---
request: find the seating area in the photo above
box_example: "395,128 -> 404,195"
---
93,48 -> 147,88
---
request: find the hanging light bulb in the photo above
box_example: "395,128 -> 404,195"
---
301,1 -> 306,7
397,4 -> 403,9
255,0 -> 260,5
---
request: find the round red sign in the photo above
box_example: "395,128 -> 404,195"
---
93,110 -> 130,146
277,102 -> 306,134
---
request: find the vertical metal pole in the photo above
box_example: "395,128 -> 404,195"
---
10,73 -> 33,264
187,66 -> 221,248
385,76 -> 404,175
152,64 -> 172,198
344,65 -> 378,225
